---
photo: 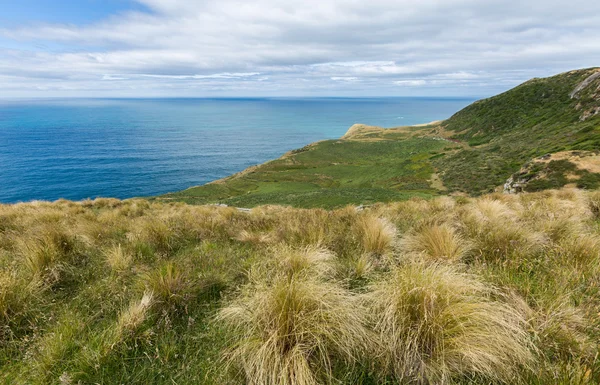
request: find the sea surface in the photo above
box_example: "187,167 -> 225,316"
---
0,97 -> 475,203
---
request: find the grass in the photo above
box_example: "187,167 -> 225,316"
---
0,189 -> 599,384
218,276 -> 369,385
364,262 -> 533,384
156,68 -> 600,207
402,223 -> 469,262
157,137 -> 450,208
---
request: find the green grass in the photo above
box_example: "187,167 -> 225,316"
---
159,68 -> 600,206
438,68 -> 600,194
159,138 -> 451,208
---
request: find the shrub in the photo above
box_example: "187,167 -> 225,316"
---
364,262 -> 533,384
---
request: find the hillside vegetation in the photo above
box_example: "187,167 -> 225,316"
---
1,189 -> 600,384
159,68 -> 600,208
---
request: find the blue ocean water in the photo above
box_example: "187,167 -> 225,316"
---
0,97 -> 475,203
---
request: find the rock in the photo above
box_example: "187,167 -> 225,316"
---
570,71 -> 600,99
503,175 -> 526,194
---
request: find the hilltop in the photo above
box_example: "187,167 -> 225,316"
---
158,68 -> 600,208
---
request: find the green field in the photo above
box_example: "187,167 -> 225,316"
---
159,137 -> 456,208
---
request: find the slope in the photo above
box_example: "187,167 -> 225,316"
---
157,68 -> 600,207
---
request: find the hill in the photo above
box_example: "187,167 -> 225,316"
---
1,190 -> 600,384
157,68 -> 600,208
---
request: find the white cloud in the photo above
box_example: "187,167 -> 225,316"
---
394,80 -> 427,87
0,0 -> 599,96
331,77 -> 359,81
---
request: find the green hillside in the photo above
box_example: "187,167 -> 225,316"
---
158,68 -> 600,208
438,68 -> 600,192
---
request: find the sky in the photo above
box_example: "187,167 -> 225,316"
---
0,0 -> 599,97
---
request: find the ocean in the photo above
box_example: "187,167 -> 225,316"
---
0,97 -> 475,203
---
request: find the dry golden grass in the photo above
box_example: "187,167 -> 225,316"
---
527,296 -> 595,361
218,276 -> 369,385
0,271 -> 32,340
588,191 -> 600,219
235,229 -> 276,245
402,223 -> 470,262
116,291 -> 154,334
1,188 -> 599,384
271,245 -> 334,280
354,214 -> 396,256
105,244 -> 133,273
364,262 -> 533,384
17,228 -> 79,284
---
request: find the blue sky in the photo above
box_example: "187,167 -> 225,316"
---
1,0 -> 599,97
0,1 -> 147,25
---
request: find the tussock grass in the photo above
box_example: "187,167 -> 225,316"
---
528,297 -> 594,361
402,223 -> 469,262
140,262 -> 187,307
270,245 -> 334,280
364,262 -> 533,383
116,291 -> 154,336
0,271 -> 36,343
218,276 -> 369,385
589,191 -> 600,218
105,244 -> 133,272
1,188 -> 599,384
17,228 -> 81,285
459,198 -> 543,262
355,214 -> 396,256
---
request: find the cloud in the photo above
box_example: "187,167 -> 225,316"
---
0,0 -> 599,96
394,80 -> 427,87
331,77 -> 359,82
138,72 -> 261,79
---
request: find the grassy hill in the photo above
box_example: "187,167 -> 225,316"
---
158,68 -> 600,207
2,68 -> 600,385
1,190 -> 600,384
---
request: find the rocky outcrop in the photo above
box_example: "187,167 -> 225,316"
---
570,70 -> 600,121
569,70 -> 600,99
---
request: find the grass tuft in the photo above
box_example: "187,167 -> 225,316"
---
364,262 -> 533,384
355,214 -> 396,256
218,276 -> 369,385
402,223 -> 469,262
105,244 -> 133,273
